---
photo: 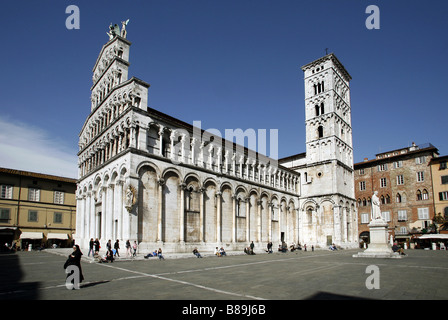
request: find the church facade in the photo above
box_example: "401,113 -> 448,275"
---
74,28 -> 358,252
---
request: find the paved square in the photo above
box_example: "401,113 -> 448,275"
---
1,249 -> 447,301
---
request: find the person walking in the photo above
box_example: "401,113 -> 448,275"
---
64,245 -> 84,289
132,241 -> 138,257
94,238 -> 100,256
106,239 -> 112,252
114,239 -> 120,257
88,238 -> 94,257
125,240 -> 132,258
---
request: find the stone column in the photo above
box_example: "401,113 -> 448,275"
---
252,160 -> 256,181
83,195 -> 90,241
129,124 -> 136,148
190,138 -> 197,165
158,126 -> 165,156
232,194 -> 236,243
179,183 -> 186,243
118,133 -> 123,153
199,187 -> 205,242
216,147 -> 222,173
239,155 -> 244,178
76,195 -> 84,240
257,199 -> 262,242
246,197 -> 250,242
100,187 -> 107,241
115,181 -> 124,241
286,205 -> 290,244
106,184 -> 114,241
216,192 -> 222,243
87,192 -> 95,239
170,132 -> 175,160
268,202 -> 272,242
342,206 -> 348,243
208,144 -> 214,170
180,134 -> 187,163
157,179 -> 165,242
278,203 -> 283,244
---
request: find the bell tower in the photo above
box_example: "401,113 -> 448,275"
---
301,53 -> 353,170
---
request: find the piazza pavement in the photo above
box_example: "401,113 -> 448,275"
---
0,246 -> 447,313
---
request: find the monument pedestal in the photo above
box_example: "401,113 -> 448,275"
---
353,219 -> 402,259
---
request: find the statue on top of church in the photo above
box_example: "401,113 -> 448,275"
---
121,19 -> 130,38
106,19 -> 129,40
107,23 -> 120,40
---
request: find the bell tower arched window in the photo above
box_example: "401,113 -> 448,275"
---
318,126 -> 324,138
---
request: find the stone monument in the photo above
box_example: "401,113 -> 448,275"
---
353,191 -> 401,258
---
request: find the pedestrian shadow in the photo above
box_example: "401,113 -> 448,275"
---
80,280 -> 110,289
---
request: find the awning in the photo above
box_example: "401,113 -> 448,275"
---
0,227 -> 17,230
418,234 -> 448,240
47,233 -> 69,240
19,232 -> 43,239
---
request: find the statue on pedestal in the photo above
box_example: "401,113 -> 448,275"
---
371,191 -> 383,221
353,191 -> 402,258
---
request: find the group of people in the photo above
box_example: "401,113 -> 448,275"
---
244,241 -> 256,255
86,238 -> 141,263
192,247 -> 227,258
144,248 -> 165,260
214,247 -> 227,257
275,241 -> 311,253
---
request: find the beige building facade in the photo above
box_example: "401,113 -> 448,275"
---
430,155 -> 448,232
0,167 -> 77,250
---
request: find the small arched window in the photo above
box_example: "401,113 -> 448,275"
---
318,126 -> 324,138
417,190 -> 422,201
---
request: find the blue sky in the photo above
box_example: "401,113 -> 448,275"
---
0,0 -> 447,179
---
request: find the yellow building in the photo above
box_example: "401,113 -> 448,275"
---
430,155 -> 448,233
0,167 -> 76,250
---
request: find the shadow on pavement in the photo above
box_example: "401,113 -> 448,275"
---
0,252 -> 39,300
306,291 -> 373,300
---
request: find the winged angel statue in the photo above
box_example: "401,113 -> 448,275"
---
107,19 -> 130,40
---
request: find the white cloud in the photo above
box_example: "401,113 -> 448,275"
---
0,116 -> 78,179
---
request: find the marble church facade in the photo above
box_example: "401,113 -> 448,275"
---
74,30 -> 358,252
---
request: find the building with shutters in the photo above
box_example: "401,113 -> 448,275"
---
0,167 -> 76,250
354,143 -> 439,247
